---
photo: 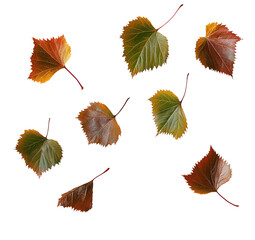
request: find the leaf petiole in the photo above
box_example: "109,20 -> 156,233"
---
64,66 -> 84,90
45,118 -> 51,138
92,168 -> 110,182
156,4 -> 183,31
180,73 -> 189,104
216,191 -> 239,207
114,97 -> 130,118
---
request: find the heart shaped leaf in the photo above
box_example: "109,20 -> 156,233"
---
149,74 -> 188,139
77,98 -> 129,147
121,4 -> 183,77
16,119 -> 62,177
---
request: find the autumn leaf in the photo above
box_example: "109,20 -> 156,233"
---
183,146 -> 238,207
58,168 -> 109,212
29,35 -> 83,89
77,97 -> 130,146
16,119 -> 62,177
195,23 -> 241,76
121,4 -> 183,77
149,74 -> 188,139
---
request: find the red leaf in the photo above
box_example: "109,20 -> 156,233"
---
195,23 -> 241,76
183,146 -> 238,207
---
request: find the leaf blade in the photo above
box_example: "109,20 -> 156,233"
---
16,129 -> 62,177
29,35 -> 71,83
195,23 -> 241,76
77,102 -> 121,147
149,90 -> 187,139
121,17 -> 168,76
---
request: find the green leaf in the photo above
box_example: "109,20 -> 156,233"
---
16,129 -> 62,177
149,90 -> 187,139
121,17 -> 168,77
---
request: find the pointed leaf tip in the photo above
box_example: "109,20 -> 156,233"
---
183,146 -> 238,206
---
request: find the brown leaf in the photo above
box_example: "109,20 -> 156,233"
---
183,146 -> 238,207
195,23 -> 241,76
77,98 -> 129,147
58,168 -> 109,212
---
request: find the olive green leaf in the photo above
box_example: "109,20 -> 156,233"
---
149,74 -> 189,139
16,119 -> 62,177
120,4 -> 183,77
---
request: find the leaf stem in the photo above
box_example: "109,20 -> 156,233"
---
156,4 -> 183,31
45,118 -> 51,138
114,97 -> 130,118
92,168 -> 110,182
180,73 -> 189,104
64,66 -> 84,90
216,191 -> 239,207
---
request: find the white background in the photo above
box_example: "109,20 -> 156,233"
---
0,0 -> 254,239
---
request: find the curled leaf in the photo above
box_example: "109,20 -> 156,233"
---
58,168 -> 109,212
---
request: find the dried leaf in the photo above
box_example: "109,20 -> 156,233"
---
29,35 -> 83,89
195,23 -> 241,76
183,146 -> 238,207
77,98 -> 129,147
58,168 -> 109,212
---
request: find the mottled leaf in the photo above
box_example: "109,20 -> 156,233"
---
77,98 -> 129,146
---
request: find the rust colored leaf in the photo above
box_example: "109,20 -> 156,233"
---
77,98 -> 129,147
183,146 -> 238,207
195,23 -> 241,76
58,168 -> 109,212
29,35 -> 83,89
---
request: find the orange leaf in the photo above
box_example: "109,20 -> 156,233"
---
29,35 -> 83,89
183,146 -> 238,207
58,168 -> 109,212
195,23 -> 241,76
77,98 -> 129,147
